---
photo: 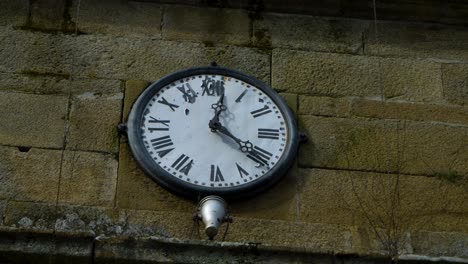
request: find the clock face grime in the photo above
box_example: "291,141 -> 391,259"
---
126,67 -> 299,200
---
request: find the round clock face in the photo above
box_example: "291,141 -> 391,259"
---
127,67 -> 299,200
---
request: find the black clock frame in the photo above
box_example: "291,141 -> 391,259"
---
126,66 -> 300,201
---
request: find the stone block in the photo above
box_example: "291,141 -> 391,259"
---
279,93 -> 297,114
4,201 -> 57,230
0,27 -> 71,75
30,0 -> 65,30
121,209 -> 192,238
0,73 -> 122,95
0,0 -> 29,26
225,218 -> 355,253
122,80 -> 150,122
0,92 -> 67,148
70,0 -> 162,37
254,13 -> 368,53
442,63 -> 468,106
380,57 -> 443,102
411,231 -> 468,258
298,168 -> 468,233
229,165 -> 299,221
163,5 -> 250,46
272,50 -> 379,96
298,96 -> 351,117
0,146 -> 62,203
55,205 -> 121,236
67,93 -> 122,153
58,151 -> 118,207
351,98 -> 468,126
273,50 -> 443,103
115,143 -> 196,212
0,200 -> 6,226
298,116 -> 468,176
365,22 -> 468,62
297,169 -> 355,225
0,27 -> 270,83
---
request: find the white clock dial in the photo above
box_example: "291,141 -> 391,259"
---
139,74 -> 288,189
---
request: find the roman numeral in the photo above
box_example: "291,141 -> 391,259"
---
150,135 -> 174,157
258,128 -> 280,140
148,117 -> 170,132
157,97 -> 179,111
177,83 -> 197,103
171,154 -> 194,175
201,76 -> 224,96
235,163 -> 249,178
247,146 -> 273,167
235,90 -> 248,103
210,165 -> 225,182
250,105 -> 272,118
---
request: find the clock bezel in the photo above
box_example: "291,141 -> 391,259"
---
126,66 -> 299,201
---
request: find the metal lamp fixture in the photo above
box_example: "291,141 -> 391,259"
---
194,195 -> 232,240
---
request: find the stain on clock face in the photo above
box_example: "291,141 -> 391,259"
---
139,74 -> 288,189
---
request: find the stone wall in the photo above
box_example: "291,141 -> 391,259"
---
0,0 -> 467,262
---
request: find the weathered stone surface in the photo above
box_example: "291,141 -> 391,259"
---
122,209 -> 192,239
0,0 -> 29,26
411,231 -> 468,257
67,93 -> 122,153
30,0 -> 65,30
351,98 -> 468,126
0,200 -> 6,225
55,205 -> 121,235
163,5 -> 250,46
58,151 -> 118,207
230,165 -> 299,221
365,22 -> 468,62
298,96 -> 351,117
279,93 -> 297,114
0,92 -> 67,148
70,0 -> 162,37
226,217 -> 355,253
254,13 -> 368,53
116,143 -> 196,212
272,49 -> 379,96
4,201 -> 57,230
0,27 -> 270,83
299,168 -> 468,233
0,73 -> 122,95
298,116 -> 468,176
0,229 -> 94,264
122,80 -> 150,122
0,146 -> 62,203
380,57 -> 443,102
273,50 -> 443,102
442,63 -> 468,106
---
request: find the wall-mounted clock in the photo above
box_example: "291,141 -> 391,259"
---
125,66 -> 300,201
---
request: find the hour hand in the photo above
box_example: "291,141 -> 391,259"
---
209,94 -> 226,131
